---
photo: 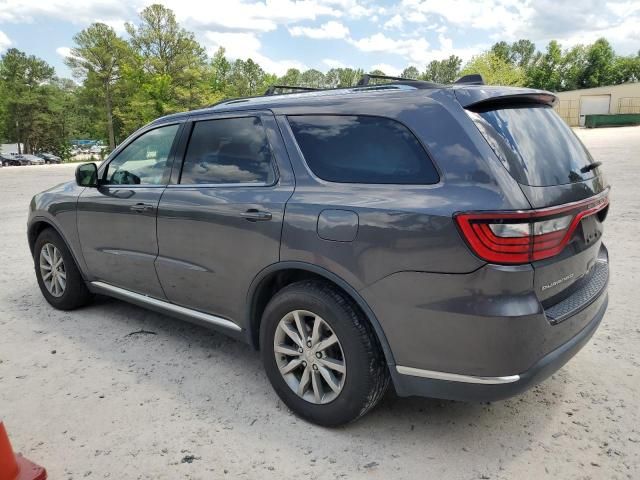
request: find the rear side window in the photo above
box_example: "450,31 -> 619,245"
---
469,106 -> 597,186
180,117 -> 276,185
288,115 -> 439,184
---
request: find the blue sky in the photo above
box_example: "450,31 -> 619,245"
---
0,0 -> 638,78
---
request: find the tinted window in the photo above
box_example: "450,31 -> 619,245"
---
470,106 -> 597,186
105,124 -> 179,185
180,117 -> 276,185
288,115 -> 439,184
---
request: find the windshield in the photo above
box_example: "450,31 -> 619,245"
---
469,105 -> 598,186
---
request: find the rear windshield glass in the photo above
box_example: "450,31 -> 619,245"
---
288,115 -> 439,184
469,106 -> 597,186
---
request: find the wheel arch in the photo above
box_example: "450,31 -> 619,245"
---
28,217 -> 88,281
246,261 -> 396,367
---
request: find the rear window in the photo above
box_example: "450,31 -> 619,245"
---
288,115 -> 439,184
468,106 -> 597,186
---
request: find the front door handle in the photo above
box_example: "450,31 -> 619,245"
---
130,203 -> 155,213
241,209 -> 272,222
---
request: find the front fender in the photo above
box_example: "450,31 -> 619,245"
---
28,181 -> 89,279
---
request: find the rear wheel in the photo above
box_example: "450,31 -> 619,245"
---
260,280 -> 389,426
34,228 -> 92,310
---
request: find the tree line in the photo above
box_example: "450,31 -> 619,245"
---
1,3 -> 638,157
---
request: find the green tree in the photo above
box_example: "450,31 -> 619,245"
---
579,38 -> 616,88
125,4 -> 208,113
422,55 -> 462,83
278,68 -> 302,87
0,48 -> 55,153
526,40 -> 563,90
66,23 -> 129,150
300,69 -> 325,88
461,51 -> 525,86
510,39 -> 537,69
610,54 -> 640,83
400,66 -> 420,79
210,47 -> 231,93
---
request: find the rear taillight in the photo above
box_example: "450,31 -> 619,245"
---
455,192 -> 609,264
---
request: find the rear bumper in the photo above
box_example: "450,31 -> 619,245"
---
390,292 -> 607,401
360,243 -> 609,401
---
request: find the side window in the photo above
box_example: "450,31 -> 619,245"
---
105,124 -> 179,185
179,117 -> 276,185
288,115 -> 439,184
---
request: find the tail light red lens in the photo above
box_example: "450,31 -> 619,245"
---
455,192 -> 609,264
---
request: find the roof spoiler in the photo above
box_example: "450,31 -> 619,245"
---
454,74 -> 485,85
455,89 -> 558,109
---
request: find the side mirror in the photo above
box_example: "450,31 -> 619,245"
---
75,162 -> 99,187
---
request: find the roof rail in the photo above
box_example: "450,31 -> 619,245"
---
357,73 -> 421,86
264,85 -> 319,96
357,73 -> 441,89
454,74 -> 485,85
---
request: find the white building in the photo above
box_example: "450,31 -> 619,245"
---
554,82 -> 640,126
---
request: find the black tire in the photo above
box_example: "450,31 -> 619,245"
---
260,280 -> 389,427
34,228 -> 93,310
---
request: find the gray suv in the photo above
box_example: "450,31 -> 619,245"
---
28,75 -> 609,426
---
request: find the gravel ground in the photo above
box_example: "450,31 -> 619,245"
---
1,127 -> 639,480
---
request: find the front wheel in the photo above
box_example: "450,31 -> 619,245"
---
34,228 -> 93,310
260,280 -> 389,426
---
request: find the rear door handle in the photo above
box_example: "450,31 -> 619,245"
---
130,203 -> 155,213
241,209 -> 272,221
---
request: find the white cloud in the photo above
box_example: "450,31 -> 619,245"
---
351,30 -> 484,66
322,58 -> 347,68
204,31 -> 306,75
383,14 -> 403,30
159,0 -> 343,33
0,0 -> 134,25
350,32 -> 431,64
56,46 -> 72,57
370,63 -> 402,76
405,11 -> 427,23
289,21 -> 349,39
0,30 -> 11,52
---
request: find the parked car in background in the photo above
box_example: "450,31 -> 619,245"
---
0,153 -> 14,166
36,152 -> 62,164
27,74 -> 610,426
18,154 -> 45,166
1,153 -> 25,166
89,145 -> 107,155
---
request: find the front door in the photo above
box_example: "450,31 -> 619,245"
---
77,123 -> 181,298
155,113 -> 294,324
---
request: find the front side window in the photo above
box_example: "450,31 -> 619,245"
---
288,115 -> 439,184
180,117 -> 276,185
105,124 -> 179,185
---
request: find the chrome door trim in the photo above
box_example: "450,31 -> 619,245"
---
90,281 -> 241,332
396,365 -> 520,384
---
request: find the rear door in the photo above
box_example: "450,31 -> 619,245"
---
155,111 -> 294,324
77,123 -> 181,298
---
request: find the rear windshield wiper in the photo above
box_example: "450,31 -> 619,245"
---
580,161 -> 602,173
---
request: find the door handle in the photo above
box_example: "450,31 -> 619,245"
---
130,203 -> 155,213
241,209 -> 272,221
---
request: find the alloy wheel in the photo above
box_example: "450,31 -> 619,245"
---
39,243 -> 66,297
273,310 -> 346,404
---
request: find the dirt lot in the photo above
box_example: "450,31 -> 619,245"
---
1,127 -> 639,479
